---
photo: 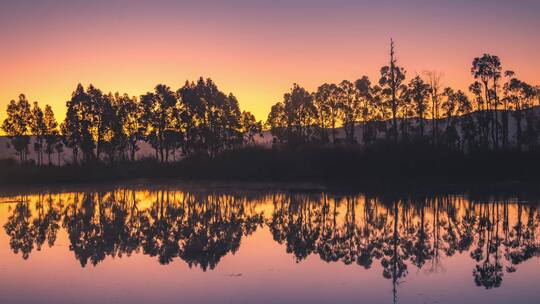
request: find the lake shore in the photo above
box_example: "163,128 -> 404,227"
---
1,145 -> 540,190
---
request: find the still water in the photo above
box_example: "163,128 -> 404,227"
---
0,183 -> 539,304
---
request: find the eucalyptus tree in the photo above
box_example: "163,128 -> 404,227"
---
441,88 -> 459,147
314,83 -> 341,144
61,95 -> 81,165
398,83 -> 414,140
405,76 -> 430,138
140,84 -> 178,162
30,102 -> 46,165
266,102 -> 287,145
370,85 -> 389,139
338,80 -> 361,145
471,54 -> 502,147
454,91 -> 475,151
62,84 -> 94,163
504,76 -> 536,150
177,80 -> 206,155
113,93 -> 141,161
86,85 -> 113,161
424,71 -> 443,143
283,84 -> 317,146
1,94 -> 32,163
469,81 -> 489,147
500,71 -> 516,147
43,105 -> 59,165
355,76 -> 375,145
313,84 -> 332,144
219,93 -> 244,152
379,39 -> 406,141
240,111 -> 262,145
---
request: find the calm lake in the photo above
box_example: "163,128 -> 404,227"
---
1,182 -> 539,304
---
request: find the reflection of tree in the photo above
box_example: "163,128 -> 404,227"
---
33,194 -> 61,251
266,192 -> 540,295
4,190 -> 540,289
177,194 -> 263,271
3,194 -> 61,259
268,194 -> 321,262
4,200 -> 34,259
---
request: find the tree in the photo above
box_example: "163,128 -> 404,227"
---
140,84 -> 178,162
355,76 -> 376,145
469,81 -> 489,147
338,80 -> 361,145
472,54 -> 502,147
43,105 -> 59,165
441,88 -> 458,147
54,142 -> 64,166
504,76 -> 536,150
114,94 -> 141,161
240,111 -> 262,145
405,76 -> 430,138
61,88 -> 82,165
30,102 -> 47,165
379,39 -> 406,141
266,102 -> 287,145
284,84 -> 317,146
177,78 -> 245,157
314,83 -> 340,144
86,85 -> 113,161
455,90 -> 474,151
1,94 -> 32,163
424,71 -> 443,143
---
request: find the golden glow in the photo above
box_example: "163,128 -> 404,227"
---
1,1 -> 539,125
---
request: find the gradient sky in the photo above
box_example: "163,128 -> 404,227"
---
1,0 -> 539,123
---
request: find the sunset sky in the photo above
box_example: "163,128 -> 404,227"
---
1,0 -> 539,123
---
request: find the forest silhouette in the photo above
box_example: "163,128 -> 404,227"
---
4,188 -> 540,296
1,41 -> 540,183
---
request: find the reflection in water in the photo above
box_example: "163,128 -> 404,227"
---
3,189 -> 540,301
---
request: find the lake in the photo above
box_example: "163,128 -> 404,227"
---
0,182 -> 539,304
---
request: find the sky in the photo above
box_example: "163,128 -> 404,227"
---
0,0 -> 539,123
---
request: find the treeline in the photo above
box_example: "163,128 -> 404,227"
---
2,41 -> 540,168
267,41 -> 540,151
1,78 -> 263,165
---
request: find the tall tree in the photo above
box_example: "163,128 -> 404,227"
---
379,39 -> 406,141
405,76 -> 430,138
266,102 -> 287,145
30,102 -> 47,165
314,83 -> 340,144
355,76 -> 375,145
114,93 -> 142,162
43,105 -> 59,165
504,76 -> 536,150
240,111 -> 262,145
472,54 -> 502,148
441,88 -> 458,147
424,71 -> 443,143
1,94 -> 32,163
140,84 -> 177,162
338,80 -> 361,145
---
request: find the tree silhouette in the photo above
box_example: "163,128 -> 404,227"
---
2,45 -> 540,167
314,83 -> 340,144
1,94 -> 32,163
404,76 -> 430,138
43,105 -> 60,165
379,39 -> 406,141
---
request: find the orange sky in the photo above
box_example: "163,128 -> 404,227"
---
1,0 -> 539,124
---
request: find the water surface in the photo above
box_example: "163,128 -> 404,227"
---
1,183 -> 539,304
